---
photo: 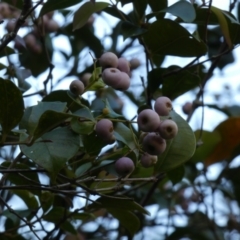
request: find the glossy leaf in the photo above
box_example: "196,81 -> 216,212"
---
211,6 -> 232,48
0,79 -> 24,140
109,209 -> 140,236
20,127 -> 80,176
85,67 -> 105,91
155,111 -> 196,172
19,102 -> 67,136
206,118 -> 240,166
162,0 -> 196,22
71,118 -> 95,134
143,19 -> 207,57
114,122 -> 139,158
73,2 -> 109,30
40,0 -> 83,16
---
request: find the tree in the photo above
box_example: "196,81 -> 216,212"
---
0,0 -> 240,239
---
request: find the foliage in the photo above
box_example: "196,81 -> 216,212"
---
0,0 -> 240,239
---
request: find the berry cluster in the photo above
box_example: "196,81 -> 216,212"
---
100,52 -> 131,91
68,53 -> 178,177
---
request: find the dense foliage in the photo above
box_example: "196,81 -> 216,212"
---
0,0 -> 240,239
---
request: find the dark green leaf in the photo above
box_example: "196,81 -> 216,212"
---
120,21 -> 147,40
133,0 -> 147,21
43,207 -> 65,223
70,118 -> 95,134
19,101 -> 67,135
89,196 -> 150,215
20,127 -> 80,176
60,221 -> 77,235
42,90 -> 82,112
10,190 -> 39,210
167,165 -> 185,185
147,0 -> 167,19
143,19 -> 207,57
32,110 -> 72,141
109,209 -> 140,236
0,46 -> 15,58
40,0 -> 83,16
155,111 -> 196,172
114,122 -> 139,158
73,2 -> 109,30
0,79 -> 24,140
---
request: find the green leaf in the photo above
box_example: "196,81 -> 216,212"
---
0,79 -> 24,141
120,21 -> 147,40
109,209 -> 140,236
211,6 -> 232,48
60,221 -> 77,235
162,0 -> 196,23
42,90 -> 82,112
155,111 -> 196,172
190,130 -> 221,163
73,2 -> 109,30
143,19 -> 207,57
19,101 -> 67,135
32,110 -> 72,141
114,122 -> 139,158
10,190 -> 39,210
84,67 -> 105,91
89,196 -> 150,215
40,0 -> 83,16
0,46 -> 15,58
70,118 -> 95,135
20,127 -> 80,176
148,65 -> 204,99
147,0 -> 167,19
167,165 -> 185,185
43,207 -> 65,223
83,131 -> 106,155
73,107 -> 95,121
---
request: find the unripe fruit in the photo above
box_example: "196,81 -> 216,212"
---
95,119 -> 115,144
129,58 -> 141,70
69,80 -> 84,96
6,20 -> 15,32
158,119 -> 178,140
137,109 -> 160,132
142,133 -> 166,155
140,153 -> 158,168
45,19 -> 59,32
115,157 -> 135,176
182,101 -> 192,114
0,3 -> 11,18
102,68 -> 130,91
25,34 -> 36,48
80,73 -> 91,86
154,96 -> 172,116
117,57 -> 130,76
99,52 -> 118,68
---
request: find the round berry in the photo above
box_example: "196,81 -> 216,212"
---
154,96 -> 172,116
115,157 -> 135,176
